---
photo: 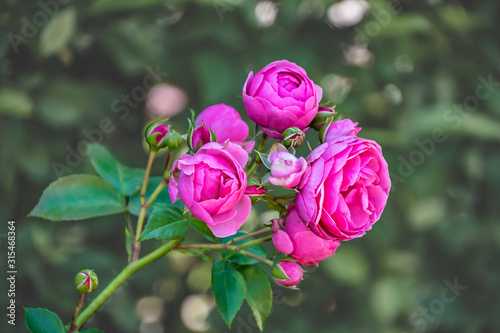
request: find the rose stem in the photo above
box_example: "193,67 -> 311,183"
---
68,293 -> 85,333
246,133 -> 268,177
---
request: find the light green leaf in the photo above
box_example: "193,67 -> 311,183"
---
221,232 -> 268,265
139,204 -> 189,241
24,307 -> 65,333
240,266 -> 273,332
40,7 -> 76,56
211,260 -> 246,328
0,89 -> 33,118
128,177 -> 172,216
29,174 -> 126,221
86,144 -> 145,195
189,218 -> 218,243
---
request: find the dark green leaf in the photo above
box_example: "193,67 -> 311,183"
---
211,260 -> 246,328
139,204 -> 189,241
240,266 -> 273,332
29,174 -> 126,221
86,143 -> 145,195
80,329 -> 104,333
128,177 -> 172,216
190,218 -> 218,243
221,232 -> 268,265
24,307 -> 65,333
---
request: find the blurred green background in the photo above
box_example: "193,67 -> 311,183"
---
1,0 -> 500,332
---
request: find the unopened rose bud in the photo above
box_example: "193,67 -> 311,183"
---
74,269 -> 98,294
145,122 -> 170,152
166,130 -> 183,151
282,127 -> 305,148
273,261 -> 303,287
311,106 -> 336,131
245,178 -> 265,203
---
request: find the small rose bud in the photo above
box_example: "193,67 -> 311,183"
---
268,144 -> 307,189
74,269 -> 98,294
187,123 -> 211,152
282,127 -> 305,149
320,118 -> 361,143
273,261 -> 303,287
145,122 -> 171,152
166,130 -> 183,151
311,106 -> 336,131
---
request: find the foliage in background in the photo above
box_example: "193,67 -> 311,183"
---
1,0 -> 500,332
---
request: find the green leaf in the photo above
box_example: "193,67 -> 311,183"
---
24,307 -> 65,333
80,329 -> 104,333
239,266 -> 273,332
90,0 -> 166,13
221,232 -> 268,265
40,7 -> 76,56
211,260 -> 246,328
128,177 -> 172,216
139,204 -> 189,241
189,218 -> 218,243
86,144 -> 145,195
0,88 -> 33,118
29,174 -> 126,221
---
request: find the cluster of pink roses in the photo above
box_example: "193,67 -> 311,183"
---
162,60 -> 390,287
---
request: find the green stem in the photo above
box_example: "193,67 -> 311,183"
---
76,239 -> 180,329
134,179 -> 168,243
163,151 -> 173,179
176,235 -> 274,266
246,133 -> 268,177
140,151 -> 156,206
226,228 -> 271,245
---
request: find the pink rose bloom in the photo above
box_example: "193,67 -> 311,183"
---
146,84 -> 188,118
242,60 -> 323,139
169,142 -> 251,237
267,144 -> 307,189
295,136 -> 391,241
196,104 -> 249,143
272,209 -> 340,266
274,261 -> 303,287
322,119 -> 361,142
195,103 -> 254,153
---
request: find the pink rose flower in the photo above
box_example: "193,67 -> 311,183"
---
242,60 -> 323,139
188,125 -> 211,151
169,142 -> 251,237
195,103 -> 254,153
272,209 -> 340,266
295,136 -> 391,241
274,261 -> 303,287
196,103 -> 249,143
146,84 -> 188,118
322,119 -> 361,142
267,144 -> 307,189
